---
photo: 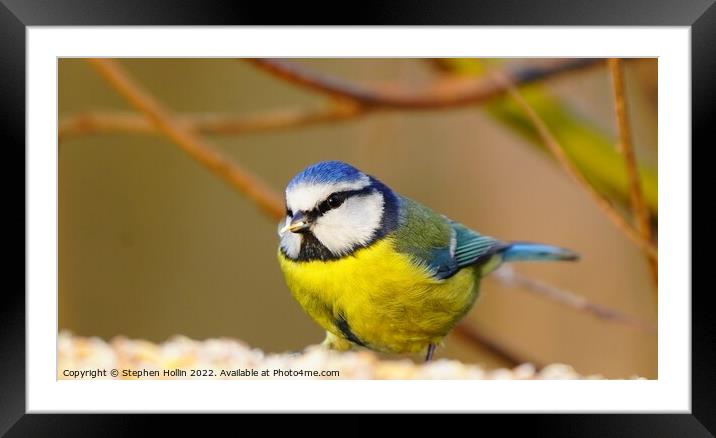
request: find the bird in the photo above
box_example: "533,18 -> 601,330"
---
276,160 -> 578,362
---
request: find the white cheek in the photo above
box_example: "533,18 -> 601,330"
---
278,217 -> 302,258
311,192 -> 384,256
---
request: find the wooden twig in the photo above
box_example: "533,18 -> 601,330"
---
608,58 -> 658,292
58,103 -> 362,142
493,266 -> 656,333
85,58 -> 285,221
59,59 -> 600,142
490,69 -> 658,261
246,58 -> 601,109
452,324 -> 536,368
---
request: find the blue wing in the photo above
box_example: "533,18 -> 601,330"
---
451,222 -> 501,270
426,221 -> 501,280
391,196 -> 500,280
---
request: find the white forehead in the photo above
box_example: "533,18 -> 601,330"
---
285,175 -> 371,212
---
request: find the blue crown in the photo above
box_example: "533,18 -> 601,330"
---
287,161 -> 365,189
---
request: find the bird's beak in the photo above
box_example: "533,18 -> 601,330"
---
280,212 -> 311,234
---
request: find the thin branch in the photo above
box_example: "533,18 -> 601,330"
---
493,266 -> 656,333
85,58 -> 285,221
246,58 -> 602,109
608,58 -> 658,291
58,103 -> 362,142
490,69 -> 658,261
59,59 -> 602,142
452,324 -> 537,368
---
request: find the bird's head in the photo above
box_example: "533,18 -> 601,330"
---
279,161 -> 399,261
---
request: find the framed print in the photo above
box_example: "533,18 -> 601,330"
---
4,0 -> 710,435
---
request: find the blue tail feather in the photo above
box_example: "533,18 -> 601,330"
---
501,242 -> 579,263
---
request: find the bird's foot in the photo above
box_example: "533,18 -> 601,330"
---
425,344 -> 436,362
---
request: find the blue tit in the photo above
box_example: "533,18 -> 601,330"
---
277,161 -> 578,361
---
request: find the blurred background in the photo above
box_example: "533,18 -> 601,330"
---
58,58 -> 657,378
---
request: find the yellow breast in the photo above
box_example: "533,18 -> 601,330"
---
277,238 -> 479,354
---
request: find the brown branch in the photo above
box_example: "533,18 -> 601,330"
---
85,58 -> 285,221
59,59 -> 602,142
58,103 -> 362,142
452,324 -> 536,368
608,58 -> 658,292
490,69 -> 658,261
493,266 -> 656,333
246,58 -> 602,109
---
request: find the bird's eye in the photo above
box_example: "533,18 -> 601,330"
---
286,207 -> 293,217
326,194 -> 342,209
317,193 -> 345,215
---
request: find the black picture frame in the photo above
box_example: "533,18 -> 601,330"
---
3,0 -> 709,435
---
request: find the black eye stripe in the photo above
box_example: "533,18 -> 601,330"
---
315,187 -> 373,216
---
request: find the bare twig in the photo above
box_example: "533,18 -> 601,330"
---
608,58 -> 658,292
59,103 -> 362,142
247,58 -> 600,109
494,266 -> 656,333
452,324 -> 536,368
491,69 -> 658,261
59,59 -> 601,142
85,58 -> 285,220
